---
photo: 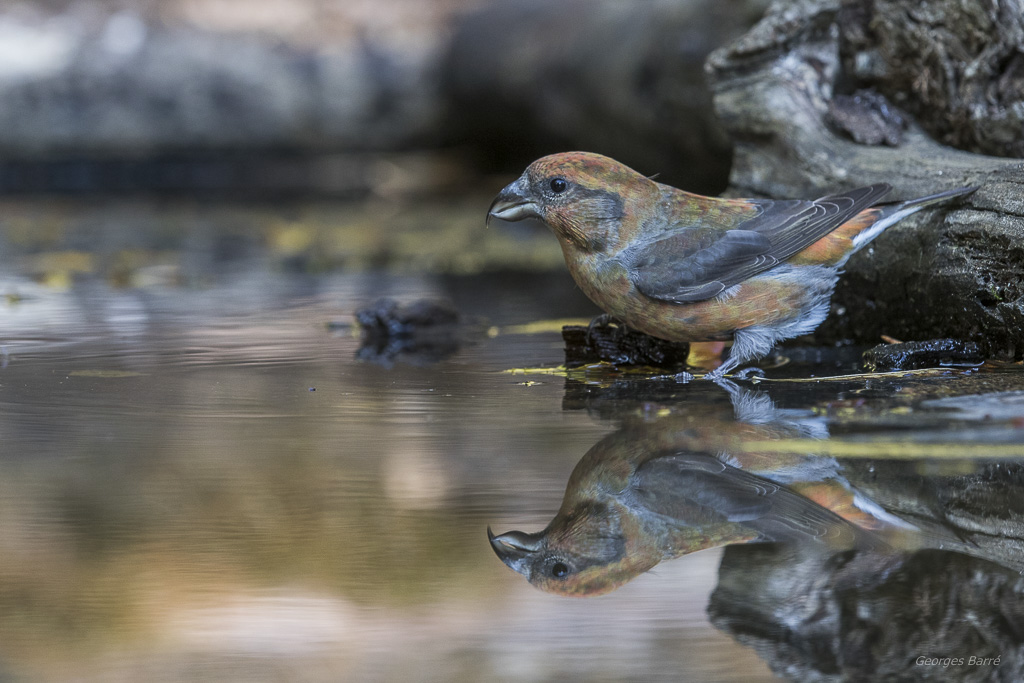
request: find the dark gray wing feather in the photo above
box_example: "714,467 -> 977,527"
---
624,184 -> 891,303
630,453 -> 881,547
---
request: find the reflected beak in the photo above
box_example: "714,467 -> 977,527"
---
486,179 -> 541,226
488,526 -> 543,575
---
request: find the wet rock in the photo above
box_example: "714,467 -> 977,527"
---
700,379 -> 1024,681
862,339 -> 984,371
707,0 -> 1024,359
562,321 -> 690,369
356,298 -> 460,335
838,0 -> 1024,159
353,298 -> 468,366
842,459 -> 1024,565
710,544 -> 1024,682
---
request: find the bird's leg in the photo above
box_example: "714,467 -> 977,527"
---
704,326 -> 776,381
705,357 -> 765,381
703,356 -> 741,381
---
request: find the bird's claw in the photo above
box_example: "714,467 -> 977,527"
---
586,314 -> 624,344
704,363 -> 763,383
703,367 -> 726,382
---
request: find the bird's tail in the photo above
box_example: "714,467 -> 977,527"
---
845,185 -> 977,258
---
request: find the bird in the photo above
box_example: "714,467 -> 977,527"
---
487,413 -> 887,597
487,152 -> 976,380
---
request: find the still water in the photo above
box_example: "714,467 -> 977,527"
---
0,226 -> 1022,681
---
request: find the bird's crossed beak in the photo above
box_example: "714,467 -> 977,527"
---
487,178 -> 541,226
487,526 -> 542,576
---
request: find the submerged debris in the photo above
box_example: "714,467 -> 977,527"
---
863,339 -> 984,372
562,321 -> 690,369
354,298 -> 468,366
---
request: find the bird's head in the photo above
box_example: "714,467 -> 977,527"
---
487,152 -> 659,253
487,500 -> 660,597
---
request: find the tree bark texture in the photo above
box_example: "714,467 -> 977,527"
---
707,0 -> 1024,358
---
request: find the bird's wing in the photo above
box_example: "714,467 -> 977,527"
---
630,454 -> 878,547
629,454 -> 778,526
622,184 -> 891,303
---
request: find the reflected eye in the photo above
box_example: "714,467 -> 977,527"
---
549,177 -> 568,194
551,562 -> 569,578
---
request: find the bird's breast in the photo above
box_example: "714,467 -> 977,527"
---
563,252 -> 838,343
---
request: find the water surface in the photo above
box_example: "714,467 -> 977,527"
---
0,201 -> 1022,682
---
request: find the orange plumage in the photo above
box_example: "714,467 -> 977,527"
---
488,409 -> 885,597
488,152 -> 975,379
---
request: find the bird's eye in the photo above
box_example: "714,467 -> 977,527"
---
551,562 -> 569,578
549,177 -> 568,194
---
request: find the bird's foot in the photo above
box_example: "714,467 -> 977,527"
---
671,371 -> 694,383
703,365 -> 730,382
586,314 -> 625,344
734,366 -> 766,380
704,363 -> 763,382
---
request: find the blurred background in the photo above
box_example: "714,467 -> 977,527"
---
0,0 -> 766,191
0,0 -> 776,286
0,0 -> 778,310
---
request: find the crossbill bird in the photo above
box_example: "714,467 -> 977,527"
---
488,413 -> 886,597
487,152 -> 975,379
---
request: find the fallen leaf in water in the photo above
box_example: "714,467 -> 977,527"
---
69,370 -> 144,378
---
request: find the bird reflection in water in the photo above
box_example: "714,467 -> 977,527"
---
489,380 -> 1024,676
488,382 -> 907,596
